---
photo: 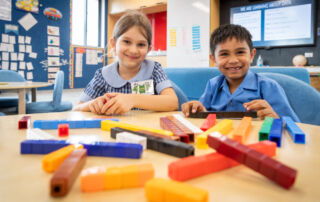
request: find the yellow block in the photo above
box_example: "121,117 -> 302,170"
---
101,120 -> 173,136
104,167 -> 122,190
196,119 -> 233,149
145,178 -> 208,202
42,144 -> 83,173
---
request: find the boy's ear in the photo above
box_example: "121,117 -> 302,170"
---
250,48 -> 257,63
210,54 -> 217,66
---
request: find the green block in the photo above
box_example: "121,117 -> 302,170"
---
259,117 -> 274,141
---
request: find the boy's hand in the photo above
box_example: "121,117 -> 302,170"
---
101,93 -> 134,115
182,101 -> 207,117
243,100 -> 279,119
88,95 -> 109,114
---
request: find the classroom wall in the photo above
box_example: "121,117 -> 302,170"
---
220,0 -> 320,66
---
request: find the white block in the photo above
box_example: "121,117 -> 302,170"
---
173,114 -> 203,133
116,132 -> 147,150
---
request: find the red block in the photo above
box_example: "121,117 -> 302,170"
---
274,164 -> 297,189
200,114 -> 216,131
58,124 -> 69,137
18,116 -> 31,129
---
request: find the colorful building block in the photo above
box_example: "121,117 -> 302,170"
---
81,163 -> 154,192
168,140 -> 276,181
282,116 -> 305,144
111,127 -> 194,158
269,119 -> 283,147
145,178 -> 208,202
20,139 -> 70,154
160,117 -> 190,143
18,116 -> 31,129
196,119 -> 233,149
42,144 -> 83,173
200,114 -> 216,131
58,124 -> 69,137
259,117 -> 274,141
101,120 -> 173,136
116,132 -> 147,150
33,118 -> 119,129
172,114 -> 203,134
189,110 -> 257,118
232,117 -> 252,143
207,132 -> 297,189
50,149 -> 87,197
137,130 -> 180,141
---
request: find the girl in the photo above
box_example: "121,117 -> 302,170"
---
73,11 -> 178,115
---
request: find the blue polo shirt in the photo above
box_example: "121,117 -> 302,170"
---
199,71 -> 300,122
80,59 -> 172,102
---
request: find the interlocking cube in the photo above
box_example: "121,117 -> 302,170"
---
116,132 -> 147,150
18,116 -> 31,129
58,124 -> 69,137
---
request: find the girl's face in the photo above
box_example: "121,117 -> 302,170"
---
110,26 -> 151,71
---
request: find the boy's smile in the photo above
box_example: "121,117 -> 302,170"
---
212,37 -> 256,87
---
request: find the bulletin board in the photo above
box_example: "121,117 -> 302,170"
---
69,45 -> 105,88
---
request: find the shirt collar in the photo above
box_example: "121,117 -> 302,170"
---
219,70 -> 257,91
101,60 -> 155,88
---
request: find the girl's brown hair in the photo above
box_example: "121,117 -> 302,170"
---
113,10 -> 152,46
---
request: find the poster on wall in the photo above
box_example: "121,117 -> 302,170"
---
15,0 -> 39,13
167,0 -> 210,67
0,0 -> 11,21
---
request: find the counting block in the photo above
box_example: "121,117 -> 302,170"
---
50,149 -> 87,197
20,139 -> 69,154
268,119 -> 283,147
232,117 -> 252,143
189,110 -> 257,118
200,114 -> 216,131
282,116 -> 305,144
160,117 -> 190,143
207,132 -> 297,189
116,132 -> 147,150
58,124 -> 69,137
18,116 -> 31,129
259,117 -> 274,141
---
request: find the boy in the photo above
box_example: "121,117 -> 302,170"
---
182,24 -> 299,122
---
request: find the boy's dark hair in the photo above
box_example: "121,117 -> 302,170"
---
210,24 -> 253,55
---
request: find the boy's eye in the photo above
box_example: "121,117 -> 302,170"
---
219,52 -> 228,56
237,51 -> 245,54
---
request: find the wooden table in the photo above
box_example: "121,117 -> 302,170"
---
0,82 -> 52,114
0,111 -> 319,202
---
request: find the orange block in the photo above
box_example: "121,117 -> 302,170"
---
80,166 -> 106,192
138,163 -> 154,186
42,144 -> 83,173
104,167 -> 122,190
121,165 -> 139,188
233,117 -> 252,143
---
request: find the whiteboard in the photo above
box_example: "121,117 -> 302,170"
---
167,0 -> 210,67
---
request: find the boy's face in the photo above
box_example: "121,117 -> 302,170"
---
211,37 -> 256,84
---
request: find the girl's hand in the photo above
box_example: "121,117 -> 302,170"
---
88,95 -> 109,114
243,99 -> 279,119
101,93 -> 135,115
182,101 -> 207,117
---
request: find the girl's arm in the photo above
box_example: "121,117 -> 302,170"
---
101,88 -> 178,115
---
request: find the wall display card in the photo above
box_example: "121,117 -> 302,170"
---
29,52 -> 37,59
75,53 -> 83,77
18,71 -> 24,78
2,34 -> 9,43
0,43 -> 7,51
19,44 -> 25,52
9,35 -> 16,44
48,67 -> 59,73
27,72 -> 33,80
11,52 -> 17,60
16,0 -> 39,13
26,45 -> 32,53
0,0 -> 11,21
48,73 -> 56,79
86,49 -> 98,65
7,44 -> 14,52
18,13 -> 38,31
48,36 -> 59,46
47,26 -> 59,36
18,36 -> 25,44
48,46 -> 60,56
1,61 -> 9,70
2,52 -> 9,60
48,57 -> 60,66
26,62 -> 33,70
19,61 -> 26,70
5,24 -> 18,35
10,62 -> 17,71
18,53 -> 24,61
48,79 -> 55,84
25,36 -> 31,44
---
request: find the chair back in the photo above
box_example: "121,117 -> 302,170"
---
52,71 -> 64,109
170,81 -> 188,110
0,70 -> 25,82
260,73 -> 320,125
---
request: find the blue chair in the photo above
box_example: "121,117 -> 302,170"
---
26,71 -> 73,114
0,70 -> 30,108
260,73 -> 320,125
0,112 -> 5,116
170,81 -> 188,110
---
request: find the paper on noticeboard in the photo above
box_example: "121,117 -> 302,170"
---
18,13 -> 38,31
0,0 -> 11,21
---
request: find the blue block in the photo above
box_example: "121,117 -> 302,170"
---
84,120 -> 101,128
83,141 -> 142,159
269,118 -> 283,147
41,120 -> 60,129
20,141 -> 32,154
33,120 -> 42,128
283,116 -> 306,144
67,120 -> 78,129
20,140 -> 69,154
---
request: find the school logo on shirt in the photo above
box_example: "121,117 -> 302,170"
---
131,79 -> 154,95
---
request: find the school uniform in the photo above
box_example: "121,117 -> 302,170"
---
80,59 -> 172,103
199,70 -> 300,122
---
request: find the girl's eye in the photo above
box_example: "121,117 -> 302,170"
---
138,43 -> 147,47
123,40 -> 130,44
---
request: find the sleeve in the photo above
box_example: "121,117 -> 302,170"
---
79,69 -> 107,103
260,80 -> 300,122
152,62 -> 172,94
199,79 -> 215,109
